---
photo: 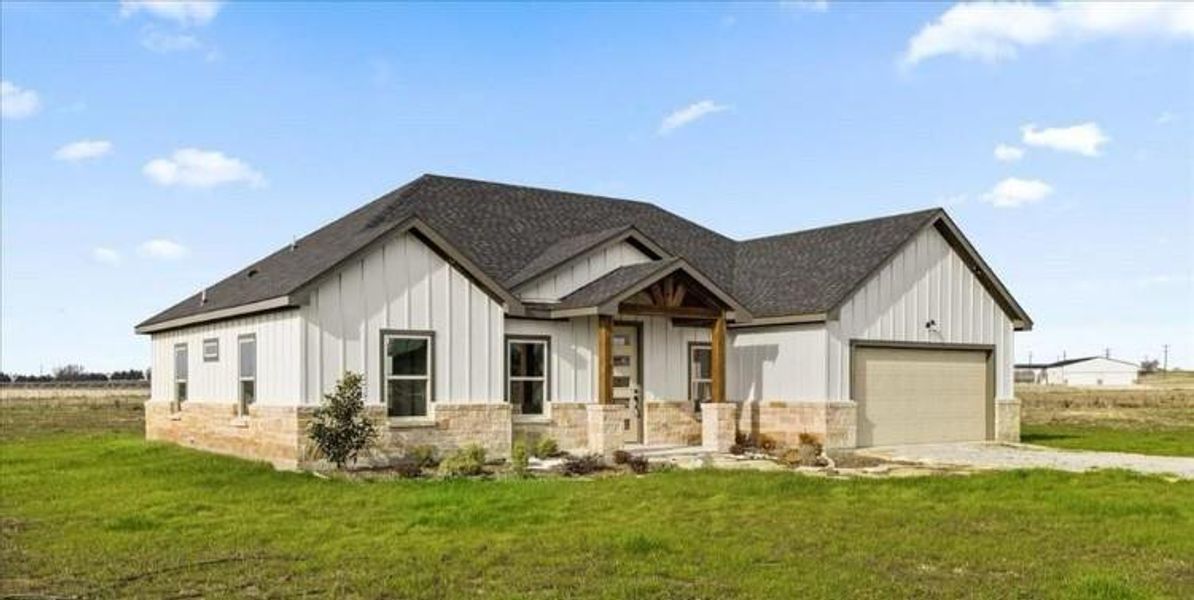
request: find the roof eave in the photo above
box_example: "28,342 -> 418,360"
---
135,295 -> 296,334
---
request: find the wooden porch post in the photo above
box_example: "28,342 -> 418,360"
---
711,312 -> 726,403
598,315 -> 614,404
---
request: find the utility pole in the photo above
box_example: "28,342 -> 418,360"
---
1163,344 -> 1169,373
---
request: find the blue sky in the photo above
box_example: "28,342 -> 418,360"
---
2,1 -> 1191,374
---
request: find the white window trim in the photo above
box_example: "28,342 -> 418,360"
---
506,337 -> 550,420
202,338 -> 219,362
238,334 -> 256,415
382,331 -> 434,421
173,343 -> 188,406
689,343 -> 712,403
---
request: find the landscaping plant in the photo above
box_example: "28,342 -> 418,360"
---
533,436 -> 559,459
438,444 -> 487,478
306,372 -> 378,469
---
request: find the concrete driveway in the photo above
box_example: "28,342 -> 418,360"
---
857,442 -> 1194,479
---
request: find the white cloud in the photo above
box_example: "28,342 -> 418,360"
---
143,148 -> 265,188
140,29 -> 202,53
54,139 -> 113,161
902,2 -> 1194,67
1021,122 -> 1109,156
1,80 -> 41,119
120,1 -> 222,27
983,177 -> 1054,208
658,100 -> 730,135
92,247 -> 122,266
138,239 -> 189,260
993,144 -> 1024,162
1156,111 -> 1177,125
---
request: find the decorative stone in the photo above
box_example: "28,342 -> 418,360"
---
701,402 -> 737,452
995,398 -> 1021,442
586,403 -> 626,458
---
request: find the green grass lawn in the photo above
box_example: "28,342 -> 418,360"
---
1022,423 -> 1194,457
2,403 -> 1193,599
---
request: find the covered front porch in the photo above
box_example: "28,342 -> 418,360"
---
523,257 -> 751,456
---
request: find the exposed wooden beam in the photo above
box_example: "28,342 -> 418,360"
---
711,313 -> 726,403
619,304 -> 721,319
597,315 -> 614,404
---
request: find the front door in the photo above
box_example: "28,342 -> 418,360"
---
612,324 -> 641,443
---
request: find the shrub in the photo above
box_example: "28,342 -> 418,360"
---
511,439 -> 530,477
612,449 -> 631,465
406,445 -> 439,468
627,455 -> 650,474
392,460 -> 423,479
560,453 -> 604,476
306,372 -> 378,469
438,444 -> 487,478
735,431 -> 748,445
533,437 -> 559,459
758,434 -> 779,453
728,443 -> 745,456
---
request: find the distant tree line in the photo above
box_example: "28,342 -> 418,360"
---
0,366 -> 149,383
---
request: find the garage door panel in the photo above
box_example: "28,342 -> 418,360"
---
855,346 -> 990,446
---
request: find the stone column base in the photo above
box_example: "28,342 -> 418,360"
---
586,404 -> 626,458
701,402 -> 737,452
825,401 -> 857,449
996,398 -> 1021,442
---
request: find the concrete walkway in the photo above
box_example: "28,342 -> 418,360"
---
857,442 -> 1194,479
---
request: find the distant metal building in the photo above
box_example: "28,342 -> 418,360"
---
1015,356 -> 1139,387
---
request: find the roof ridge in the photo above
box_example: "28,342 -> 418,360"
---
737,207 -> 943,245
420,173 -> 656,208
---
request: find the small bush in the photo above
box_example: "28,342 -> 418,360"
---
560,453 -> 604,476
758,434 -> 779,453
438,444 -> 487,478
306,372 -> 378,469
511,439 -> 530,477
406,445 -> 439,468
533,437 -> 559,459
627,455 -> 650,474
392,460 -> 423,479
612,449 -> 631,465
778,448 -> 802,467
729,443 -> 745,456
735,431 -> 748,445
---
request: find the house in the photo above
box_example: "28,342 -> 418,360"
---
136,174 -> 1032,468
1015,356 -> 1138,387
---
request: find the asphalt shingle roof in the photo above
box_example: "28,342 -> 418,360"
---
138,174 -> 964,329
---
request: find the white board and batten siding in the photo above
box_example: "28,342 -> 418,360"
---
301,231 -> 505,405
150,310 -> 302,405
515,241 -> 651,303
728,324 -> 828,402
826,226 -> 1015,401
505,315 -> 709,403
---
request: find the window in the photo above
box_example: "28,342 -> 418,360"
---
383,331 -> 432,417
507,337 -> 548,416
689,343 -> 712,408
238,334 -> 256,414
203,338 -> 219,362
173,343 -> 188,404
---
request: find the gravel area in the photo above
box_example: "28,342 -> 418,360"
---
857,442 -> 1194,479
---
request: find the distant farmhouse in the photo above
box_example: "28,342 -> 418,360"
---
1015,356 -> 1139,387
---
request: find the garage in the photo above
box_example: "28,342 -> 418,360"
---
854,345 -> 993,446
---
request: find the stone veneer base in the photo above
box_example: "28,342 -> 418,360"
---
146,400 -> 513,470
995,398 -> 1021,443
735,400 -> 857,449
644,401 -> 702,446
511,403 -> 589,453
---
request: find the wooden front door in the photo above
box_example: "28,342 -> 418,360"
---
612,324 -> 641,443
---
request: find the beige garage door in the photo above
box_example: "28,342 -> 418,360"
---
854,346 -> 991,446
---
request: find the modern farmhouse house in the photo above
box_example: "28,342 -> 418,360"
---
137,175 -> 1032,468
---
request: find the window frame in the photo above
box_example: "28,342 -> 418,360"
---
237,333 -> 256,414
202,338 -> 219,362
173,342 -> 188,405
380,329 -> 435,419
688,342 -> 712,407
504,335 -> 551,417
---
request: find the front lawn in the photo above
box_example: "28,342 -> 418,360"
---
2,403 -> 1192,599
1022,423 -> 1194,457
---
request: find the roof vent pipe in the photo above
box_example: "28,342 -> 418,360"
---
290,236 -> 297,251
200,289 -> 207,305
